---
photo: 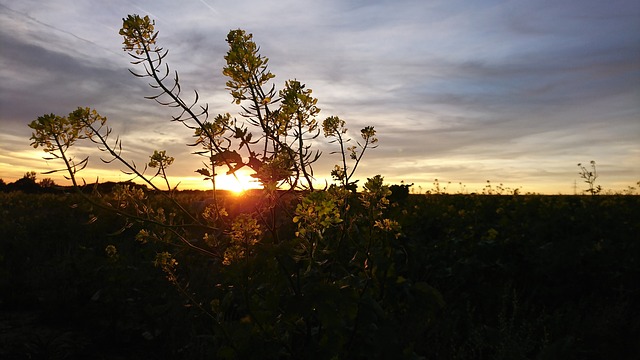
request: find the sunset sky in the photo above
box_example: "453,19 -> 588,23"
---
1,0 -> 638,194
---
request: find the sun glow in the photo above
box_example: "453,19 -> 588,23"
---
214,172 -> 261,194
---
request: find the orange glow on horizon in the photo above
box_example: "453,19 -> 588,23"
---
0,161 -> 636,195
179,171 -> 262,193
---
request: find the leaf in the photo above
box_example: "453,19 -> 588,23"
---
211,150 -> 243,165
195,168 -> 211,177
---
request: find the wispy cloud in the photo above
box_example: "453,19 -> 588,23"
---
1,0 -> 638,193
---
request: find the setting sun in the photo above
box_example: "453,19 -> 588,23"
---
214,171 -> 261,194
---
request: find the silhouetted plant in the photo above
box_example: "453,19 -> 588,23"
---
428,178 -> 450,194
322,116 -> 378,191
577,161 -> 602,195
621,181 -> 639,195
482,180 -> 494,195
24,14 -> 450,359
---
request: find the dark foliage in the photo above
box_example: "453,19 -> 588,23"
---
1,192 -> 638,359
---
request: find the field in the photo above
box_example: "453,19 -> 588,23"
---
1,190 -> 638,359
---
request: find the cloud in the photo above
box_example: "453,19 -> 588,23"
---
1,0 -> 638,192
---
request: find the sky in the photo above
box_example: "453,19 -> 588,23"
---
1,0 -> 639,194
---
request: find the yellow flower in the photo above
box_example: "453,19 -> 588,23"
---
105,244 -> 118,258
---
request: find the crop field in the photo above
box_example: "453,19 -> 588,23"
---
1,190 -> 638,359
